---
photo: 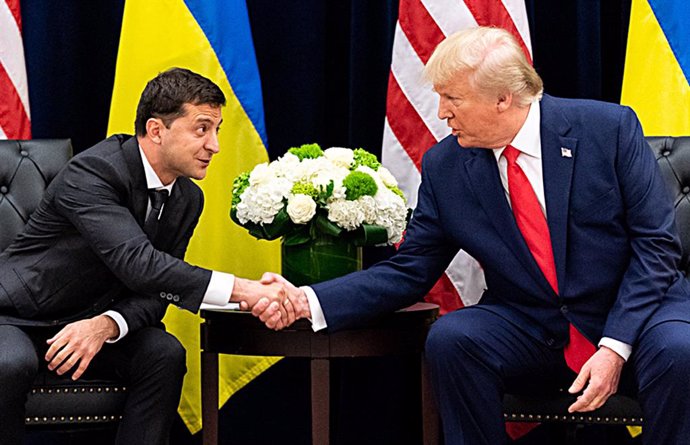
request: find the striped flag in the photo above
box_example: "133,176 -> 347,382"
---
382,0 -> 531,313
621,0 -> 690,136
107,0 -> 281,433
0,0 -> 31,139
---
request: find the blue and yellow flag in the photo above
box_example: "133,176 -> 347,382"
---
621,0 -> 690,135
107,0 -> 281,433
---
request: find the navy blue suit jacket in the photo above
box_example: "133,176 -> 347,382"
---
313,95 -> 690,349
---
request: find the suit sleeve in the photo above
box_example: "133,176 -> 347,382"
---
52,153 -> 211,313
602,107 -> 682,344
108,193 -> 204,333
312,155 -> 458,331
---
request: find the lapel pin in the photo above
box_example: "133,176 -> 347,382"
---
561,147 -> 572,158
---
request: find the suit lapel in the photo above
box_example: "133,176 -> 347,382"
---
540,96 -> 576,293
121,136 -> 149,226
464,149 -> 552,293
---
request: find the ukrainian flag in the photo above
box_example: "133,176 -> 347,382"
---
621,0 -> 690,135
107,0 -> 281,433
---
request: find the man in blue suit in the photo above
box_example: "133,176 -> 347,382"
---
258,27 -> 690,444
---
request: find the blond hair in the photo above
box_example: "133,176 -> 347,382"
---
423,27 -> 543,107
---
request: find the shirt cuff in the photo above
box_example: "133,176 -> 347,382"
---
599,337 -> 632,361
302,286 -> 327,332
103,310 -> 128,343
203,271 -> 235,306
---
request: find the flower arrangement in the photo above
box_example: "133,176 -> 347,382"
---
231,143 -> 409,247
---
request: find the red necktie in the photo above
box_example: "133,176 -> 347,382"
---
503,145 -> 595,373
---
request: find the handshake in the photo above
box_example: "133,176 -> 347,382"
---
232,273 -> 311,330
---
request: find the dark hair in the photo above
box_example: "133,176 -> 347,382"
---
134,67 -> 226,136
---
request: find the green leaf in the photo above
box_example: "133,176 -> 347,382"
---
348,224 -> 389,247
314,213 -> 343,237
283,228 -> 312,246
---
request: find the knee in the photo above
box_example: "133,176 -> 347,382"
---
425,313 -> 480,365
0,351 -> 38,388
136,329 -> 187,376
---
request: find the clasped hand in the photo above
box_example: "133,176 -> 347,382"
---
236,273 -> 309,330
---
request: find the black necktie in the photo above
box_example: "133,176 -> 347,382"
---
144,189 -> 169,239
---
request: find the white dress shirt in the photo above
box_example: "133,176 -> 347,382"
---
103,147 -> 235,342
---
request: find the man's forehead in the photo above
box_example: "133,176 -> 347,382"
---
184,103 -> 222,120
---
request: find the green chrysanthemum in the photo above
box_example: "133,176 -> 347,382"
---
231,171 -> 250,209
291,181 -> 320,199
342,171 -> 378,200
288,143 -> 324,160
352,148 -> 381,171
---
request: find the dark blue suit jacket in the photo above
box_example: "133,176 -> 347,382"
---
313,95 -> 690,349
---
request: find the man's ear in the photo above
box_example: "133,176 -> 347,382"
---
146,118 -> 164,144
496,92 -> 513,113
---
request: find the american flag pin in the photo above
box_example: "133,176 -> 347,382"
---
561,147 -> 572,158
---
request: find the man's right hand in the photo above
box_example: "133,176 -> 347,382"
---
231,278 -> 293,328
252,272 -> 310,329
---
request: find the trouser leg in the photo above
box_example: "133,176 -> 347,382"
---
0,325 -> 39,445
86,327 -> 187,445
424,308 -> 569,445
632,320 -> 690,445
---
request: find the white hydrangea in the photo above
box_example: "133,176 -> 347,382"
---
372,188 -> 407,243
357,195 -> 378,224
235,177 -> 292,225
287,194 -> 317,224
327,200 -> 365,231
269,152 -> 300,179
324,147 -> 355,169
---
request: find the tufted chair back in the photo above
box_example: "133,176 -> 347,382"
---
0,139 -> 127,428
0,139 -> 71,250
646,137 -> 690,276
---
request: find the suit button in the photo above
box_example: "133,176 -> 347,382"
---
546,338 -> 555,346
166,293 -> 174,300
173,295 -> 180,302
0,186 -> 7,194
160,292 -> 167,299
20,150 -> 28,157
560,305 -> 568,314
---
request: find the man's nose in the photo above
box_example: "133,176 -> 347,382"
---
206,131 -> 220,154
437,98 -> 451,120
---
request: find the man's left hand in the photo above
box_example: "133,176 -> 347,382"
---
45,315 -> 119,380
567,346 -> 625,412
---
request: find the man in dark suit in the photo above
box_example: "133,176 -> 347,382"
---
0,68 -> 288,445
256,27 -> 690,444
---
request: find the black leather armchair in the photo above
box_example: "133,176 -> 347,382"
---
502,136 -> 690,440
0,139 -> 127,428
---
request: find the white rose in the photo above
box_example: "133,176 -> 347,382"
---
287,194 -> 317,224
377,166 -> 398,188
248,163 -> 273,186
324,147 -> 355,169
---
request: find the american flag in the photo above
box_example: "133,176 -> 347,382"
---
0,0 -> 31,139
382,0 -> 532,314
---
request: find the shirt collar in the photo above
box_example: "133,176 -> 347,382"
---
492,100 -> 541,162
139,146 -> 175,194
